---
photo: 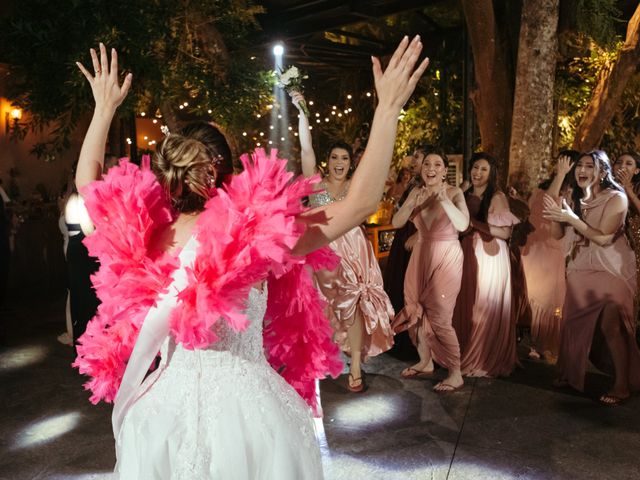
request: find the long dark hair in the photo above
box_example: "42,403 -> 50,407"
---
571,150 -> 623,219
538,149 -> 581,190
465,152 -> 499,222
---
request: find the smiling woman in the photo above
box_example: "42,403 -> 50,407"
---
293,93 -> 396,393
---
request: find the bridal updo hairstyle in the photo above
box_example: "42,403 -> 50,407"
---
152,122 -> 233,213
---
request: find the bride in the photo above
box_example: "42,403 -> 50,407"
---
73,37 -> 428,479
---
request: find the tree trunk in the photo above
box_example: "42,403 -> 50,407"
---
461,0 -> 515,179
572,4 -> 640,151
509,0 -> 560,193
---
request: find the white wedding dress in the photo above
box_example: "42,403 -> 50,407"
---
114,237 -> 324,479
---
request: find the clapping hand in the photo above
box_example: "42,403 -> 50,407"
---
76,43 -> 132,113
542,194 -> 577,223
372,35 -> 430,113
435,183 -> 449,203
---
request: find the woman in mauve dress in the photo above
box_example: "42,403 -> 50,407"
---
391,149 -> 469,392
292,93 -> 395,393
543,150 -> 640,406
521,151 -> 580,362
452,152 -> 520,378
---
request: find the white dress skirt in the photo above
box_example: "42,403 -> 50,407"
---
114,238 -> 323,479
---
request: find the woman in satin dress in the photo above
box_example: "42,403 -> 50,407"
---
292,94 -> 395,392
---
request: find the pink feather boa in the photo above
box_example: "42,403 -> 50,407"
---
73,149 -> 342,411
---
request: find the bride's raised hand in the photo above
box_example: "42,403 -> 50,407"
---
371,35 -> 429,112
76,43 -> 132,113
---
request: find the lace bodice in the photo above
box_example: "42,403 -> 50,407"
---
158,237 -> 269,368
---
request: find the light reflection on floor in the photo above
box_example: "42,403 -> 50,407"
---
12,412 -> 81,450
329,393 -> 401,428
0,344 -> 49,371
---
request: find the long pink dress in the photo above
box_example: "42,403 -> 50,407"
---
453,193 -> 520,377
309,181 -> 395,358
392,198 -> 463,370
521,189 -> 566,355
558,189 -> 640,392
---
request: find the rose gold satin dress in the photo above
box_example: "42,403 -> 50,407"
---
309,182 -> 394,358
521,188 -> 566,355
392,198 -> 463,370
453,193 -> 520,377
558,189 -> 640,392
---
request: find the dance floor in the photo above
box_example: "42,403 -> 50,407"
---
1,294 -> 639,480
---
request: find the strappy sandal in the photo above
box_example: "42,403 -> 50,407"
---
401,367 -> 435,379
347,373 -> 365,393
599,393 -> 629,407
433,381 -> 464,393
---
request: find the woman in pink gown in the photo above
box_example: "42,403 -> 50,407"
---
521,151 -> 580,362
292,95 -> 395,392
391,150 -> 469,392
543,150 -> 640,406
452,153 -> 520,377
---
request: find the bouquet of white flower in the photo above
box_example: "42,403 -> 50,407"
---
276,66 -> 310,117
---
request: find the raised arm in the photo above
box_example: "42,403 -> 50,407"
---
546,155 -> 573,198
75,44 -> 132,190
291,92 -> 317,177
294,36 -> 429,255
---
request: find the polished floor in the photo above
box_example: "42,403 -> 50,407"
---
1,295 -> 639,480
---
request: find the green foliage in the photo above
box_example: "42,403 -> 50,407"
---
0,0 -> 270,160
555,38 -> 639,155
394,66 -> 462,168
575,0 -> 622,47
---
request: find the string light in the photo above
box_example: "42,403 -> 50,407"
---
366,92 -> 372,97
332,106 -> 337,110
278,114 -> 282,119
140,112 -> 146,117
268,140 -> 273,144
338,113 -> 343,117
316,119 -> 320,123
152,119 -> 158,124
309,101 -> 314,106
179,105 -> 184,110
315,113 -> 320,117
280,137 -> 285,141
347,94 -> 352,99
325,118 -> 329,122
183,102 -> 189,107
242,132 -> 247,136
331,111 -> 336,115
269,125 -> 274,130
308,126 -> 313,130
257,142 -> 261,146
143,136 -> 148,140
259,132 -> 264,136
256,114 -> 261,118
294,132 -> 298,136
288,126 -> 293,131
208,109 -> 212,114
